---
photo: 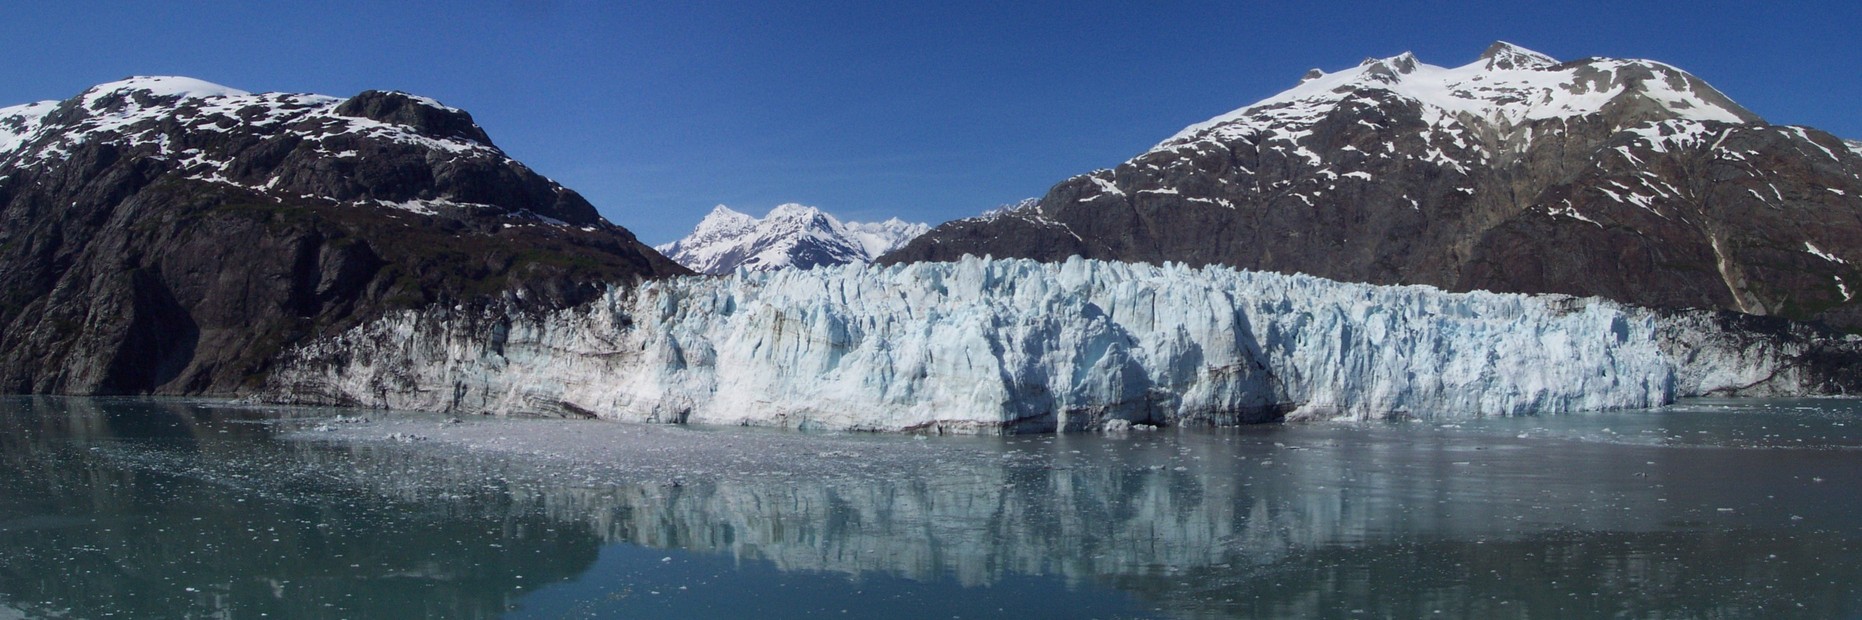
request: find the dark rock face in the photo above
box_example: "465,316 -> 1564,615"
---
886,45 -> 1862,330
332,90 -> 494,145
0,77 -> 686,395
1460,124 -> 1862,327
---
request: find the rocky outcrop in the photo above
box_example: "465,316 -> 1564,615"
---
885,44 -> 1862,330
0,77 -> 686,395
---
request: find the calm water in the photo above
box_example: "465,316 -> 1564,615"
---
1,397 -> 1860,619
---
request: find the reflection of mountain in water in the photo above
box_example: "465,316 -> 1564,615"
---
3,398 -> 1859,618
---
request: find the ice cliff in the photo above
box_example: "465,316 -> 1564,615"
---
262,257 -> 1861,433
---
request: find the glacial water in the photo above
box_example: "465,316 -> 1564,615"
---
1,397 -> 1859,619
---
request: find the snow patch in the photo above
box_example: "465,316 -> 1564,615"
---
1805,242 -> 1848,264
1780,126 -> 1839,161
965,198 -> 1085,242
1547,200 -> 1600,226
371,198 -> 498,216
0,100 -> 58,157
974,198 -> 1042,221
1085,173 -> 1126,199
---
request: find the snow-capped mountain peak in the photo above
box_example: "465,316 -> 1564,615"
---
80,76 -> 251,109
1358,51 -> 1419,74
844,217 -> 932,259
766,202 -> 824,219
1159,42 -> 1759,150
764,202 -> 841,231
1478,41 -> 1558,71
0,76 -> 626,230
2,76 -> 500,167
689,204 -> 759,239
656,204 -> 929,275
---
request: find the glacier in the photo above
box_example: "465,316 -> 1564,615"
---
262,256 -> 1859,433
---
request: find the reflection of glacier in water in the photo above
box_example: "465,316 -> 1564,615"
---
4,397 -> 1861,618
326,401 -> 1862,618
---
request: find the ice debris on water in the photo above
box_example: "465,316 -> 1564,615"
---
1101,420 -> 1159,433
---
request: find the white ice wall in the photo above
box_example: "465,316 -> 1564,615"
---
264,257 -> 1850,433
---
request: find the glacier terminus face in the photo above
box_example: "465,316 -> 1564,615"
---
263,257 -> 1860,433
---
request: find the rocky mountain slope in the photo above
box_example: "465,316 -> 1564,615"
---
0,76 -> 686,395
655,203 -> 928,274
885,43 -> 1862,330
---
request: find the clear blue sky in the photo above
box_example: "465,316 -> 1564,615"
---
4,1 -> 1857,244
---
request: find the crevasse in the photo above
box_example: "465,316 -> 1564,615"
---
263,257 -> 1849,433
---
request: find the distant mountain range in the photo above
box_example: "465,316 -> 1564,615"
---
886,42 -> 1862,330
0,76 -> 683,394
656,204 -> 927,274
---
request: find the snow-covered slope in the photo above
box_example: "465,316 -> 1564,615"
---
843,217 -> 932,260
264,257 -> 1860,433
656,204 -> 928,274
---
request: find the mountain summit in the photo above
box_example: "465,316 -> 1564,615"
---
1477,41 -> 1559,71
656,204 -> 927,274
885,44 -> 1862,329
1155,42 -> 1757,151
